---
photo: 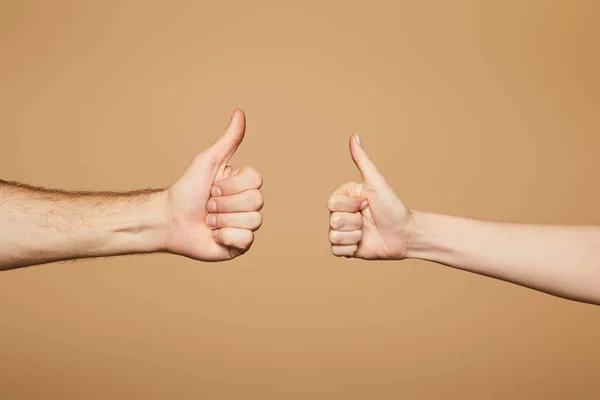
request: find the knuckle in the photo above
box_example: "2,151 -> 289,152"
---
242,231 -> 255,248
254,212 -> 262,229
330,213 -> 344,230
243,167 -> 263,189
327,197 -> 338,211
331,246 -> 343,257
329,230 -> 338,243
250,212 -> 263,230
250,190 -> 264,210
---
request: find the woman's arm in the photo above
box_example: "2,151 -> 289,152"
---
408,212 -> 600,304
328,134 -> 600,305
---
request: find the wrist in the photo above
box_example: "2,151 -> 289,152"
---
404,211 -> 451,261
135,190 -> 169,253
103,189 -> 169,255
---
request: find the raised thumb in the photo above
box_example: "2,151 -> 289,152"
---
349,134 -> 387,187
207,109 -> 246,163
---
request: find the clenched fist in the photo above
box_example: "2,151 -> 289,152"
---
163,109 -> 263,261
328,134 -> 413,260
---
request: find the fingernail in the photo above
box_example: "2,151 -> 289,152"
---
207,199 -> 217,213
360,200 -> 368,210
355,134 -> 361,145
206,214 -> 217,228
211,186 -> 222,197
211,229 -> 219,240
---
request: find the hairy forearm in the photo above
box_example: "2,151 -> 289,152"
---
0,180 -> 167,270
407,211 -> 600,304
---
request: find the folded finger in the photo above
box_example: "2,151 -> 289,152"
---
207,189 -> 264,213
212,166 -> 263,197
327,195 -> 367,213
212,228 -> 254,251
331,245 -> 358,257
329,230 -> 362,245
205,212 -> 262,231
330,212 -> 363,231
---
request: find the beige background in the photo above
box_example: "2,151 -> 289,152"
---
0,0 -> 599,398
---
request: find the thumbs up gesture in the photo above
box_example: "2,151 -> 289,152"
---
328,134 -> 414,260
164,109 -> 263,261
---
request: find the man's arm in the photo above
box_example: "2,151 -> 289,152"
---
0,180 -> 166,270
408,212 -> 600,304
0,109 -> 264,270
328,134 -> 600,305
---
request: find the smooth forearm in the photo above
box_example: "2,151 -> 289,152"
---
0,181 -> 167,270
407,211 -> 600,304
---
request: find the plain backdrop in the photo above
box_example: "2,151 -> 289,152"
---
0,0 -> 599,399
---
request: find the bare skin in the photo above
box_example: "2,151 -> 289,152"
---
328,134 -> 600,305
0,109 -> 263,270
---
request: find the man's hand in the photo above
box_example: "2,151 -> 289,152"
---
328,134 -> 412,260
163,109 -> 264,261
0,108 -> 262,270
